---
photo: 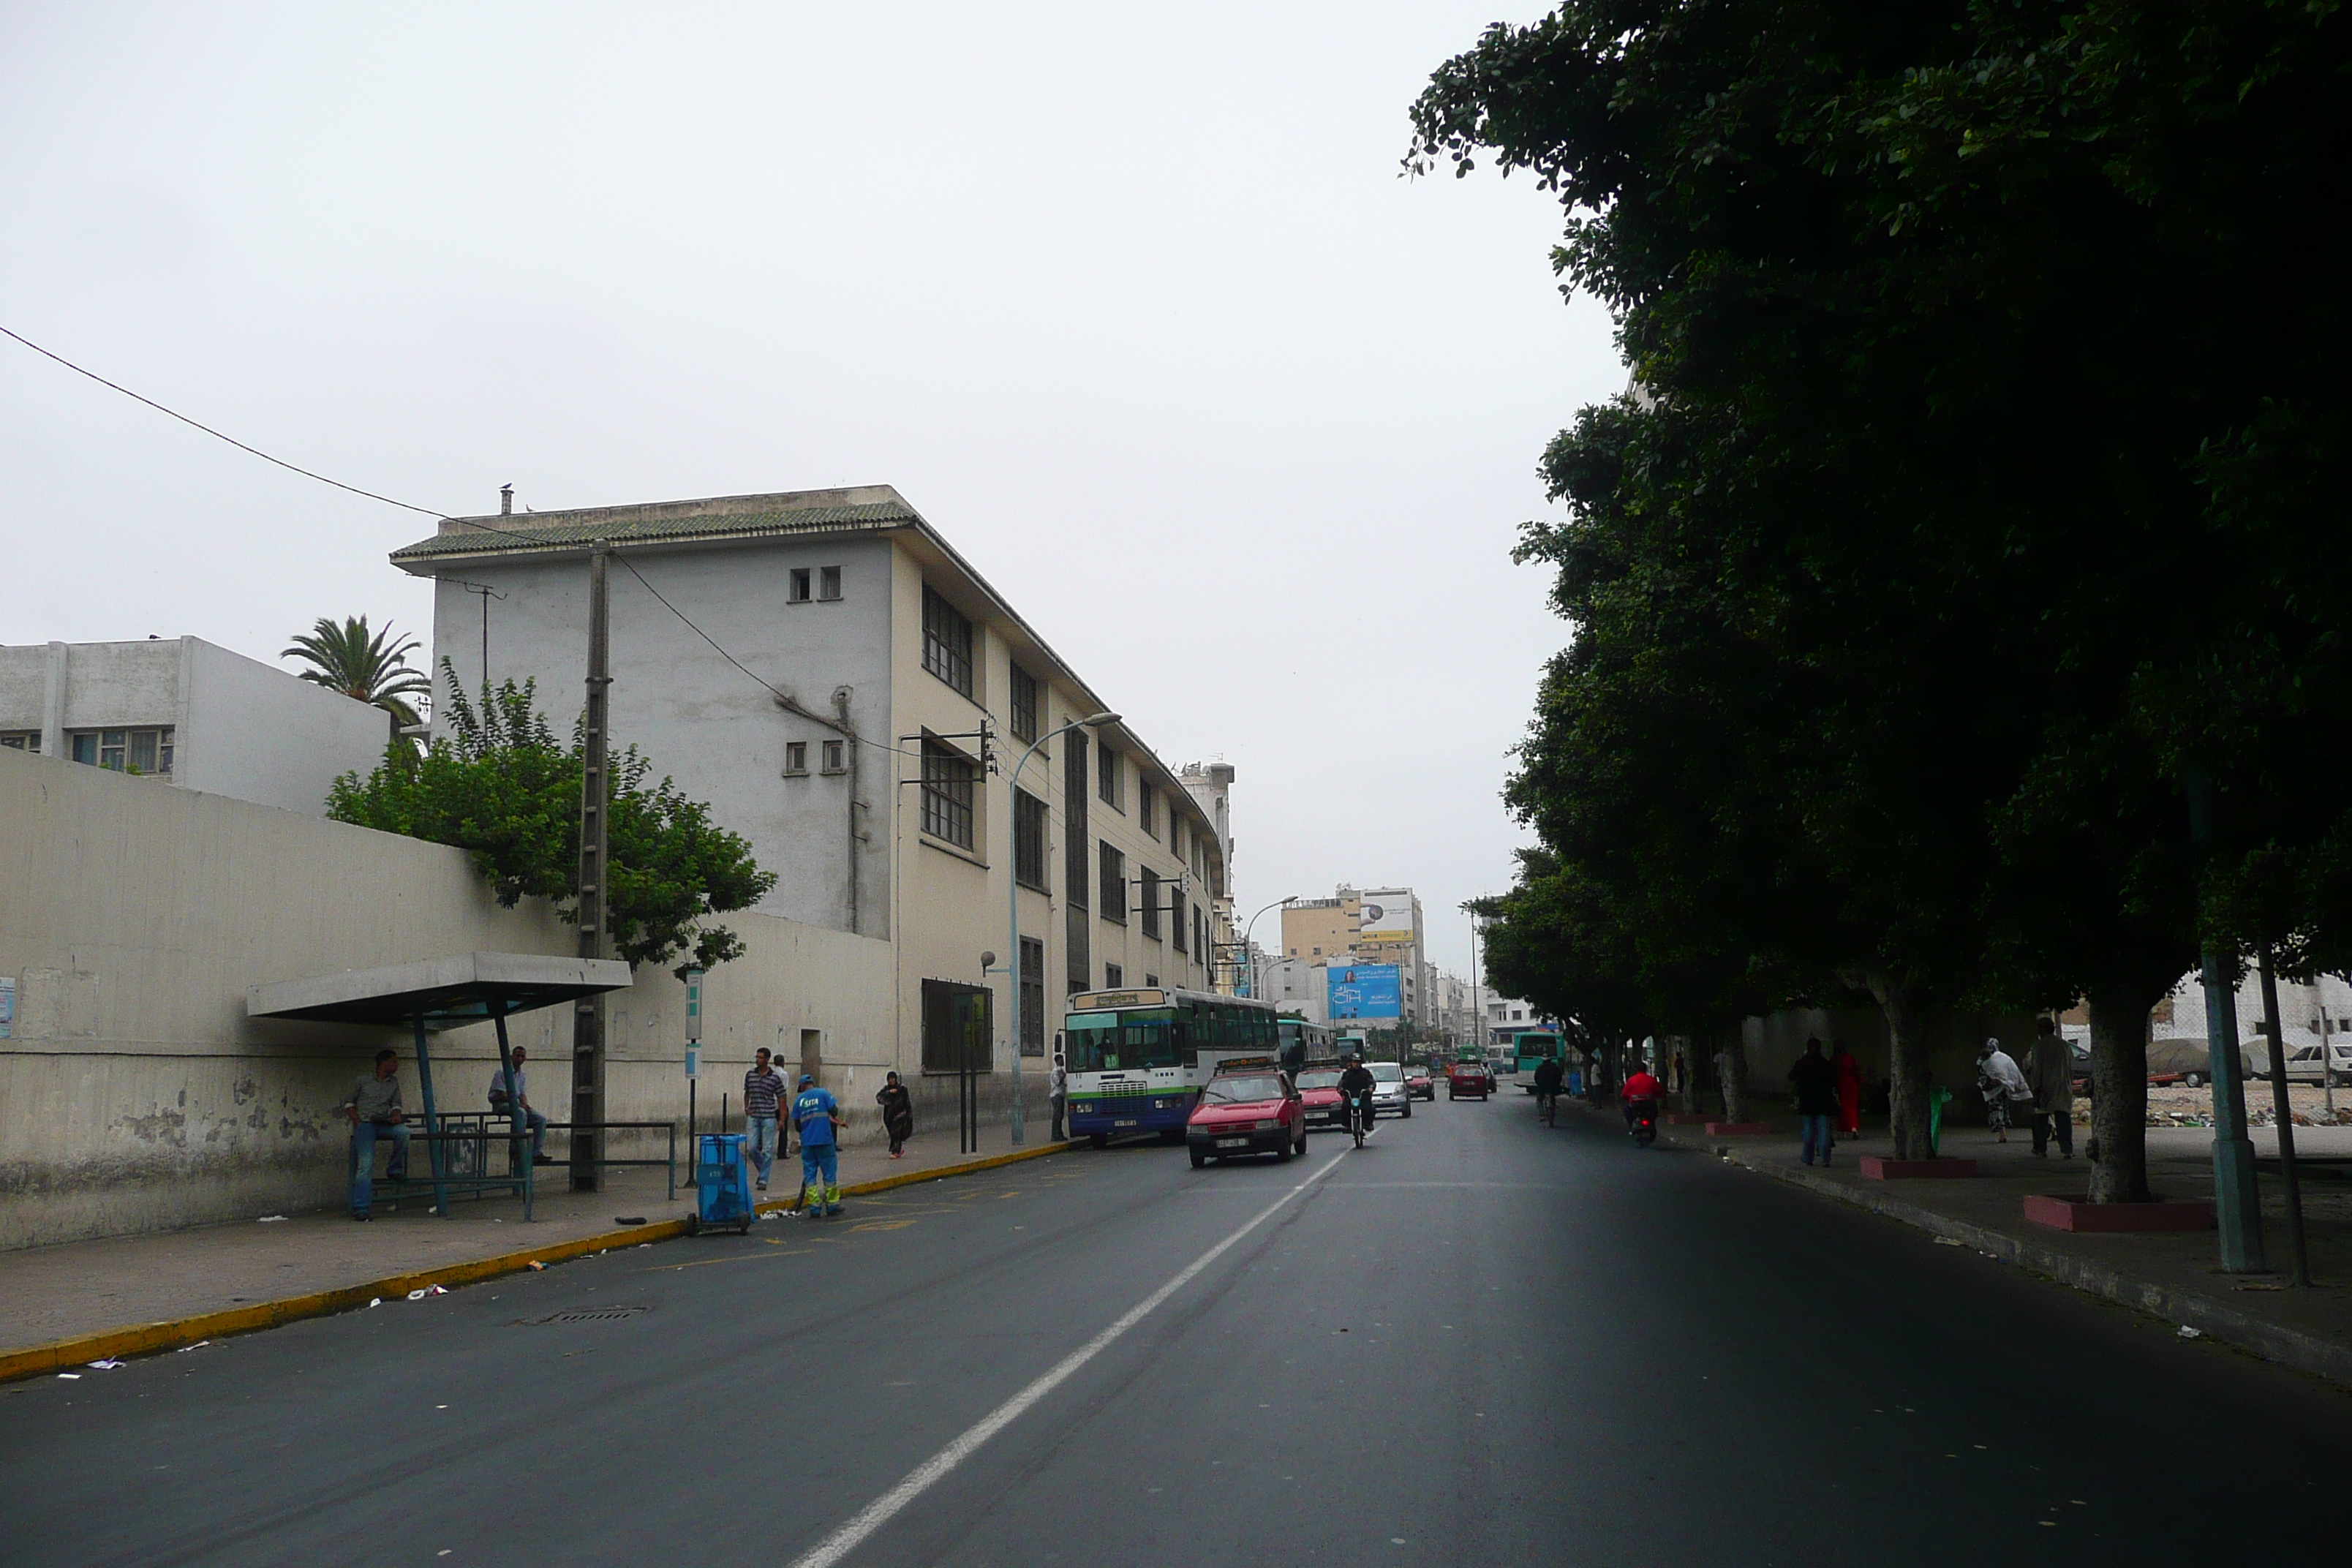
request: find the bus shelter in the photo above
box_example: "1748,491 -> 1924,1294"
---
248,951 -> 633,1220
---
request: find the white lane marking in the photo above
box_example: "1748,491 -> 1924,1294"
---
784,1153 -> 1349,1568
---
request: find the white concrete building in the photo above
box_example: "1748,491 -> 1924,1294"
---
0,637 -> 389,818
392,486 -> 1230,1098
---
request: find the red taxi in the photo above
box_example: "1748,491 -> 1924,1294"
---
1292,1064 -> 1349,1131
1186,1061 -> 1308,1167
1447,1060 -> 1489,1101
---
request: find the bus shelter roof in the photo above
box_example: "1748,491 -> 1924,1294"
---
246,951 -> 633,1028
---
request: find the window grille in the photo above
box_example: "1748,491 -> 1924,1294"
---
921,739 -> 976,848
921,585 -> 974,696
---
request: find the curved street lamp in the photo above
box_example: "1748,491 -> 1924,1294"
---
999,709 -> 1120,1145
1240,894 -> 1300,1004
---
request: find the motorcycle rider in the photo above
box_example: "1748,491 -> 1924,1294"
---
1531,1053 -> 1566,1121
1337,1054 -> 1378,1139
1620,1060 -> 1665,1135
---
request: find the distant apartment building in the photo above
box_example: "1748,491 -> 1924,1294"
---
1279,884 -> 1430,1024
0,637 -> 389,817
391,485 -> 1228,1074
1177,762 -> 1238,992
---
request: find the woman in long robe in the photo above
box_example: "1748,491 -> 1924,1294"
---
1832,1041 -> 1863,1138
876,1071 -> 914,1158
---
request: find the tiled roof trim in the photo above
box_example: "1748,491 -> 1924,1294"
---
390,500 -> 919,560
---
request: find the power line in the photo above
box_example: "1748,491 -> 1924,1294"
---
1,323 -> 447,519
2,321 -> 924,760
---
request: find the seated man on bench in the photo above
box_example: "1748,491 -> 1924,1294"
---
342,1049 -> 410,1221
489,1046 -> 553,1167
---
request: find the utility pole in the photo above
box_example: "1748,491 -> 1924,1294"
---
570,543 -> 611,1194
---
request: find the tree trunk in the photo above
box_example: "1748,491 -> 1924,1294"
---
1684,1033 -> 1714,1116
1718,1026 -> 1750,1123
2085,976 -> 2162,1204
1863,970 -> 1939,1160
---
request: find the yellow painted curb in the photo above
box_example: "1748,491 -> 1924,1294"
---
0,1138 -> 1083,1385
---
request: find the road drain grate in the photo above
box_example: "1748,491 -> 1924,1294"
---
532,1306 -> 649,1324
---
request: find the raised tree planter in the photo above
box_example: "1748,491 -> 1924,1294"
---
1861,1156 -> 1979,1180
2024,1194 -> 2215,1233
1705,1122 -> 1770,1136
1666,1113 -> 1712,1125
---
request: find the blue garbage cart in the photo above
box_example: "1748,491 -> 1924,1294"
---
686,1132 -> 755,1235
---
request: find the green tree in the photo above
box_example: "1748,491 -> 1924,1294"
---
327,665 -> 774,973
283,616 -> 432,737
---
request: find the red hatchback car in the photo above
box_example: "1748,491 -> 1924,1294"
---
1447,1060 -> 1489,1101
1187,1066 -> 1308,1166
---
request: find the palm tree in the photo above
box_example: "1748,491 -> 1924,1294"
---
282,616 -> 432,736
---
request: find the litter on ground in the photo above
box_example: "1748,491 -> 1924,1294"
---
257,1215 -> 288,1224
86,1359 -> 125,1370
407,1289 -> 429,1302
2178,1325 -> 2203,1340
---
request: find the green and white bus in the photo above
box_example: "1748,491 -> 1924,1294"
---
1062,988 -> 1280,1147
1514,1030 -> 1564,1077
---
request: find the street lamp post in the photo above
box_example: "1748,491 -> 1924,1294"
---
1238,895 -> 1299,1003
995,710 -> 1120,1146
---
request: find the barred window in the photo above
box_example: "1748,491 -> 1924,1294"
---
1099,843 -> 1126,924
1098,743 -> 1122,810
1139,780 -> 1155,837
1171,889 -> 1188,953
922,585 -> 973,697
1020,937 -> 1047,1055
1063,731 -> 1089,908
1014,788 -> 1049,891
921,739 -> 976,848
1140,867 -> 1162,941
1010,664 -> 1039,744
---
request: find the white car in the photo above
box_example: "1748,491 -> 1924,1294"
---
1366,1061 -> 1413,1119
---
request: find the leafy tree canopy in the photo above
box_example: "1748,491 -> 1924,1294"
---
328,666 -> 775,973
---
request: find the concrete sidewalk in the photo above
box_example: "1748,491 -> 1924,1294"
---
1596,1098 -> 2352,1386
0,1120 -> 1077,1375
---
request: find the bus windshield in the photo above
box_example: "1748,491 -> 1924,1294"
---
1064,1009 -> 1177,1073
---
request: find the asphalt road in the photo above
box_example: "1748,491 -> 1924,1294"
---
4,1089 -> 2346,1567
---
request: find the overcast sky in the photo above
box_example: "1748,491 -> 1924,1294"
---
0,3 -> 1621,979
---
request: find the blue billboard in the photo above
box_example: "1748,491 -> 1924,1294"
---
1327,963 -> 1401,1020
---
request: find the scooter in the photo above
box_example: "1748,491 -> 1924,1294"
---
1346,1093 -> 1373,1149
1625,1098 -> 1659,1147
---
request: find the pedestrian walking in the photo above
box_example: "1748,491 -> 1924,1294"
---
1670,1048 -> 1688,1101
1787,1037 -> 1839,1166
2027,1017 -> 2076,1158
1976,1036 -> 2032,1143
339,1048 -> 410,1221
875,1071 -> 913,1158
742,1048 -> 788,1191
1831,1039 -> 1863,1138
1049,1054 -> 1068,1142
791,1072 -> 845,1216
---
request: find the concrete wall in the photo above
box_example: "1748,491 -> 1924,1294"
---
0,743 -> 962,1250
0,638 -> 385,817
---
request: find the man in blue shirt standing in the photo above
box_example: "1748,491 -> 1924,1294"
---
791,1073 -> 845,1216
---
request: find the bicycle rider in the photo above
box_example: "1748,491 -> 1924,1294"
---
1531,1052 -> 1566,1123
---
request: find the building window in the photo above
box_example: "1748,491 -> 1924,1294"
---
789,568 -> 813,603
1172,890 -> 1188,954
1099,843 -> 1126,924
1097,744 -> 1121,810
921,739 -> 976,849
1144,973 -> 1158,987
1105,963 -> 1125,989
1170,818 -> 1183,859
785,742 -> 809,775
1512,1009 -> 1524,1021
1139,781 -> 1155,837
1194,905 -> 1206,963
1063,731 -> 1089,909
819,565 -> 843,601
920,978 -> 992,1074
1020,938 -> 1046,1055
822,739 -> 845,773
1014,789 -> 1049,891
922,585 -> 974,697
1312,946 -> 1322,957
69,728 -> 173,775
1489,1003 -> 1507,1019
1140,867 -> 1162,941
0,731 -> 38,753
1009,664 -> 1039,745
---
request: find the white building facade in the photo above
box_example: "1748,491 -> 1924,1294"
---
0,637 -> 388,818
392,486 -> 1229,1098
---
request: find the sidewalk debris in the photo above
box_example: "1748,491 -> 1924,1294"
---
1933,1237 -> 1964,1247
256,1215 -> 287,1224
527,1260 -> 545,1271
2178,1325 -> 2203,1340
614,1216 -> 645,1225
86,1359 -> 124,1370
176,1341 -> 210,1352
367,1297 -> 382,1308
406,1289 -> 429,1302
56,1373 -> 79,1380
